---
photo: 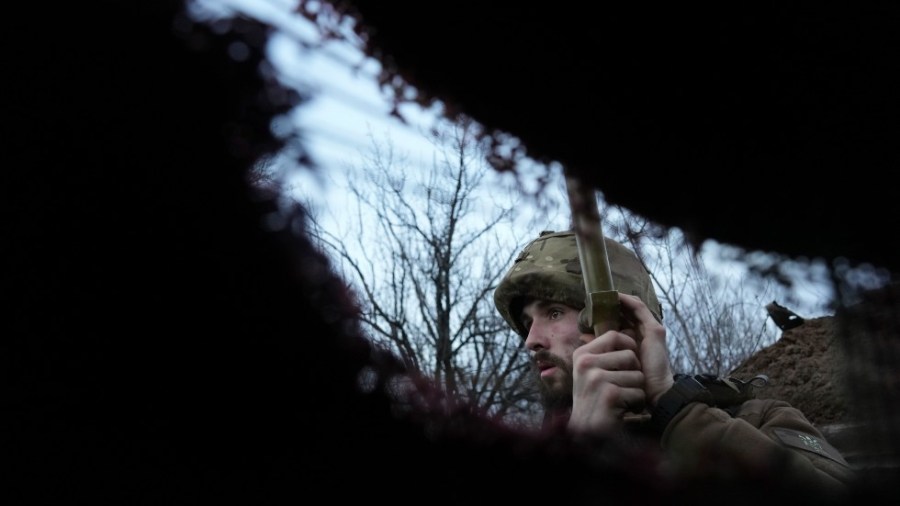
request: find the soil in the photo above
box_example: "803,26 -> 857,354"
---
729,283 -> 900,480
729,315 -> 850,427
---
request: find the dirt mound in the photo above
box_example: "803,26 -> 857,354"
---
730,316 -> 849,427
731,285 -> 900,484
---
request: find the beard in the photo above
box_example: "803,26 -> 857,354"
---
533,350 -> 574,414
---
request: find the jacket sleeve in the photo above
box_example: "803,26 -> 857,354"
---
659,398 -> 856,497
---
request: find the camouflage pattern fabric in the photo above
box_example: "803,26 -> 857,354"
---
494,230 -> 663,337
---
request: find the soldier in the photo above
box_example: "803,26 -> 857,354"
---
493,230 -> 855,494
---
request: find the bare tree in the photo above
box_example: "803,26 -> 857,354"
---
602,204 -> 779,376
301,118 -> 787,428
306,119 -> 542,426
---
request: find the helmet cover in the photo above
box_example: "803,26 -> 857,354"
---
493,230 -> 663,337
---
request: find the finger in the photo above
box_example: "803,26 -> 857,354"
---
572,351 -> 642,378
618,293 -> 657,325
597,380 -> 647,411
596,351 -> 643,374
602,369 -> 645,388
619,386 -> 647,413
580,330 -> 638,354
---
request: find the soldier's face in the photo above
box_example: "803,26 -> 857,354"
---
521,299 -> 592,408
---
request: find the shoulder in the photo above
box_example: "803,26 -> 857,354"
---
731,399 -> 851,467
731,397 -> 818,431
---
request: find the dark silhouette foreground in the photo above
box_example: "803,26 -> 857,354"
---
6,2 -> 898,503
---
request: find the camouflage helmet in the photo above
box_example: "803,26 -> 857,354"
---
493,230 -> 663,337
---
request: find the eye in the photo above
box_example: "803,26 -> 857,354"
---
548,308 -> 563,320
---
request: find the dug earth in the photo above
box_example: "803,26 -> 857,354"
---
729,282 -> 900,484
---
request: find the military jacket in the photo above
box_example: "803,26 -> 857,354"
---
660,399 -> 855,496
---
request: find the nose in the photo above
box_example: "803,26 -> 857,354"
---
523,321 -> 548,352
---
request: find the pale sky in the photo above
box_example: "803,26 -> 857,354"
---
190,0 -> 841,322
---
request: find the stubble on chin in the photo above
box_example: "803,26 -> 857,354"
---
533,350 -> 574,413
